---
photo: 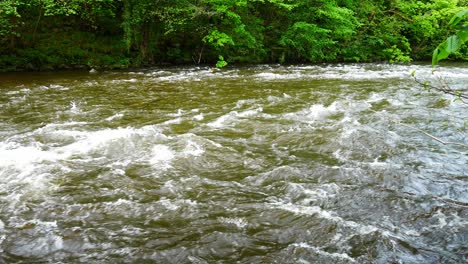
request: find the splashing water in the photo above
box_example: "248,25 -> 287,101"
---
0,64 -> 467,263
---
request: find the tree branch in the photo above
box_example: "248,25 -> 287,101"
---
394,121 -> 468,148
373,110 -> 468,148
412,70 -> 468,104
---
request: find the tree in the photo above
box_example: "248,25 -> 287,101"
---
0,0 -> 22,55
1,0 -> 467,70
274,0 -> 357,62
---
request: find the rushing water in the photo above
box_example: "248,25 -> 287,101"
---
0,64 -> 467,263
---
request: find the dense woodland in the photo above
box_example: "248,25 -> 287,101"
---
0,0 -> 467,71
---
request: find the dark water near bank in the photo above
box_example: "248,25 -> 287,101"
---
0,64 -> 467,263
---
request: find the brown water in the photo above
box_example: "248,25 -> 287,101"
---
0,64 -> 467,263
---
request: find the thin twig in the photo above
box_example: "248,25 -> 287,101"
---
198,43 -> 205,64
372,110 -> 468,148
32,5 -> 43,43
412,71 -> 468,104
395,121 -> 468,148
437,197 -> 468,208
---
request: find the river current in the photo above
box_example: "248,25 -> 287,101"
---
0,64 -> 467,263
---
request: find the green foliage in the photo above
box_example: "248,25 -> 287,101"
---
216,55 -> 228,68
383,44 -> 412,63
0,0 -> 467,71
433,9 -> 468,65
271,0 -> 357,62
198,0 -> 265,63
396,0 -> 464,60
0,0 -> 21,38
203,30 -> 235,49
279,22 -> 333,61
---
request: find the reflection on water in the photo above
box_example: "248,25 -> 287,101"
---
0,64 -> 467,263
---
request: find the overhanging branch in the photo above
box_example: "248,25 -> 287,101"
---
393,120 -> 468,148
412,70 -> 468,104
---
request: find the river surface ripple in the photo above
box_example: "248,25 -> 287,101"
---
0,64 -> 467,263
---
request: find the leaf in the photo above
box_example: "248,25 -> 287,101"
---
423,81 -> 430,91
445,35 -> 461,53
456,24 -> 468,31
267,0 -> 298,11
448,10 -> 468,27
202,30 -> 234,48
432,10 -> 468,66
457,30 -> 468,43
433,35 -> 460,66
432,46 -> 450,66
215,55 -> 228,68
432,48 -> 439,66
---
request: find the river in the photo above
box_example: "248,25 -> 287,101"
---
0,64 -> 467,263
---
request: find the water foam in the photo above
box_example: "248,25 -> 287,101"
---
283,102 -> 340,124
111,78 -> 138,84
150,145 -> 175,169
286,183 -> 341,205
69,101 -> 82,114
244,165 -> 304,186
290,243 -> 357,263
0,124 -> 172,211
8,220 -> 63,258
218,217 -> 248,229
105,113 -> 124,121
152,70 -> 215,82
207,113 -> 233,128
0,143 -> 61,168
250,64 -> 423,81
1,64 -> 467,262
161,117 -> 183,125
168,109 -> 184,117
274,202 -> 381,237
254,72 -> 302,80
193,113 -> 204,121
207,108 -> 264,128
182,140 -> 204,157
61,127 -> 147,154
